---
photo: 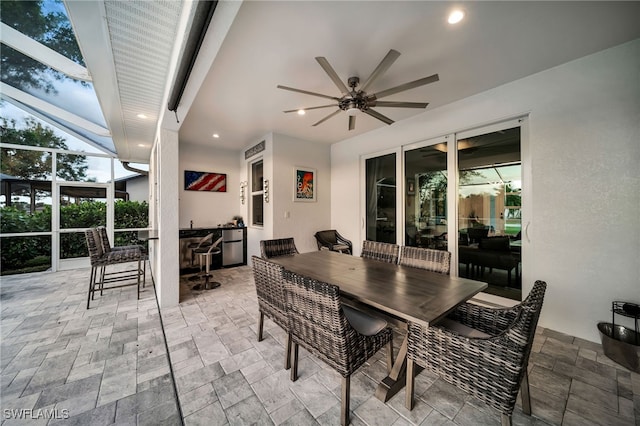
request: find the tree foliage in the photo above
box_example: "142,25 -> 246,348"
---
1,0 -> 84,93
1,117 -> 89,181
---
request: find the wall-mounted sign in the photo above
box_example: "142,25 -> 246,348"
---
245,140 -> 265,159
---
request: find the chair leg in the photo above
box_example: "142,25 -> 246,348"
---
290,343 -> 299,382
99,266 -> 105,297
87,266 -> 96,309
386,336 -> 394,375
341,376 -> 350,426
257,312 -> 265,341
405,358 -> 415,410
285,333 -> 292,370
136,259 -> 141,300
501,413 -> 512,426
520,368 -> 532,415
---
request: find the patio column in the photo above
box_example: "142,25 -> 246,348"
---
155,128 -> 180,308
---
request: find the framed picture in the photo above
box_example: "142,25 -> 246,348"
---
293,166 -> 316,202
407,178 -> 415,195
184,170 -> 227,192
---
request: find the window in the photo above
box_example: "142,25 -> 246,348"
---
250,159 -> 264,226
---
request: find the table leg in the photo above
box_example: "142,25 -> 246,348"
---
374,334 -> 422,402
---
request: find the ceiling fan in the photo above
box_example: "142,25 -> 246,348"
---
277,49 -> 439,131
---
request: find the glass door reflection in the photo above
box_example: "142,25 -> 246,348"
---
457,126 -> 522,300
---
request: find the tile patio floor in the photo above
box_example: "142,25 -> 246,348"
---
1,264 -> 638,425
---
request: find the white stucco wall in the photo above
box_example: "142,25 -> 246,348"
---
240,133 -> 332,261
330,40 -> 640,342
272,133 -> 332,253
179,142 -> 243,229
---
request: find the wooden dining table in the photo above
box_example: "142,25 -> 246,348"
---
269,250 -> 487,402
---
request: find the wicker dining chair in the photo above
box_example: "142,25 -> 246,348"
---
398,246 -> 451,275
96,226 -> 146,285
405,280 -> 547,426
251,256 -> 292,370
260,237 -> 299,259
84,228 -> 144,309
282,270 -> 393,426
360,240 -> 400,264
314,229 -> 353,254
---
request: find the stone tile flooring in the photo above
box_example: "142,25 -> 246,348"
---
1,264 -> 639,425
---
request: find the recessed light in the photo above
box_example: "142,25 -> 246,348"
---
137,113 -> 148,119
448,9 -> 464,24
138,143 -> 148,147
212,133 -> 220,138
297,109 -> 306,116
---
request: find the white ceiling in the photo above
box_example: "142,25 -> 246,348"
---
178,1 -> 640,151
68,1 -> 640,161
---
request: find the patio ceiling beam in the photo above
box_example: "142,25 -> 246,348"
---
1,96 -> 116,157
1,83 -> 110,137
0,22 -> 92,82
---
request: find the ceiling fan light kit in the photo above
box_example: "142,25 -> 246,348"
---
278,49 -> 439,130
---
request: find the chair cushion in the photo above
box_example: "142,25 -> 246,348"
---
343,305 -> 388,336
479,236 -> 510,251
332,244 -> 350,252
437,318 -> 491,338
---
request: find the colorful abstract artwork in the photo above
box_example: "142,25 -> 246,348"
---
294,167 -> 316,202
184,170 -> 227,192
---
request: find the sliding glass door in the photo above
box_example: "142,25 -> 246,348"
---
404,137 -> 448,250
365,152 -> 397,243
457,123 -> 523,300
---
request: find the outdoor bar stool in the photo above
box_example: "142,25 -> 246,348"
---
187,233 -> 213,268
96,226 -> 147,286
84,228 -> 144,309
193,237 -> 222,290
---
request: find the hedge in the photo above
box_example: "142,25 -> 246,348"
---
1,200 -> 148,275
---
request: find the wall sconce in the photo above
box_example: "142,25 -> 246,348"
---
240,181 -> 247,204
263,179 -> 270,203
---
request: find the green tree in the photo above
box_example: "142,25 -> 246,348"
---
1,117 -> 89,181
1,0 -> 84,93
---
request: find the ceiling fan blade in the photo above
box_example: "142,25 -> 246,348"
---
370,101 -> 429,108
348,115 -> 356,131
363,108 -> 394,125
277,85 -> 339,101
359,49 -> 401,92
312,109 -> 341,126
283,104 -> 337,113
372,73 -> 439,99
315,57 -> 349,95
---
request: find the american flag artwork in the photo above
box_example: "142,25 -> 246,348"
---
184,171 -> 227,192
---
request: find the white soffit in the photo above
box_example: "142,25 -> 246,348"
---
66,0 -> 186,163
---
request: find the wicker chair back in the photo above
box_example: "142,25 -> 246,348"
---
399,246 -> 451,275
406,280 -> 547,424
251,256 -> 288,331
282,270 -> 392,378
260,238 -> 299,259
360,240 -> 399,264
